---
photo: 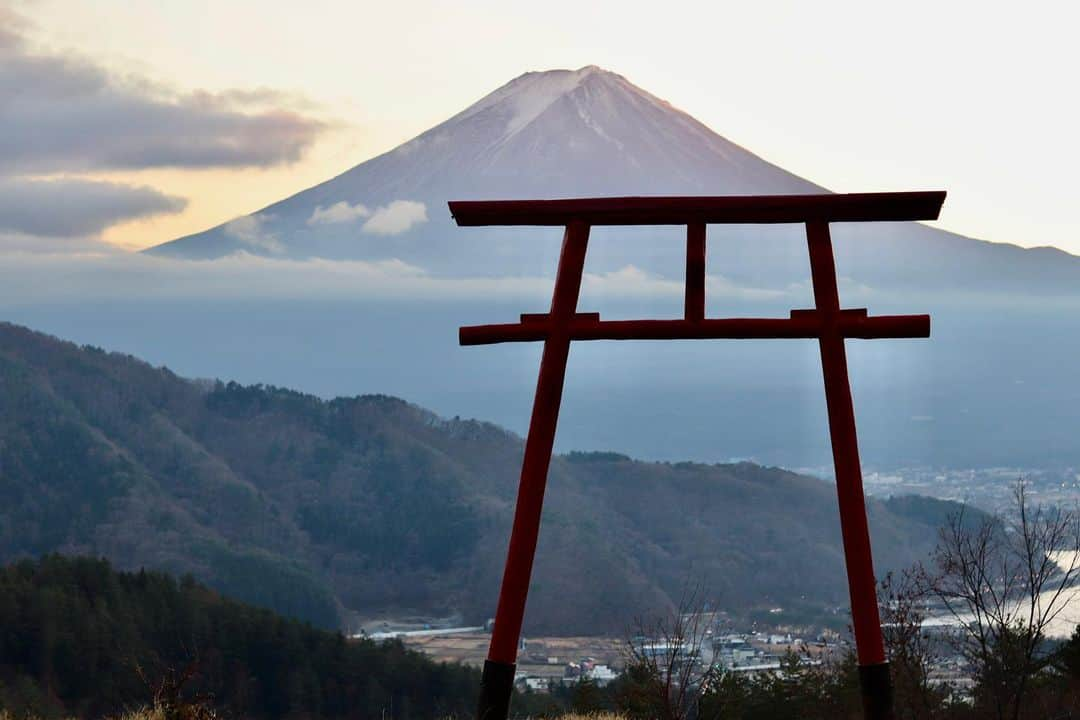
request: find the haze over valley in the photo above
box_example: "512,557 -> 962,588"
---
3,67 -> 1079,481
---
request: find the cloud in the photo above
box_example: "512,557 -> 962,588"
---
0,248 -> 815,307
0,177 -> 186,237
0,17 -> 327,174
361,200 -> 428,235
0,18 -> 21,51
0,7 -> 333,246
186,87 -> 322,113
306,199 -> 428,234
0,245 -> 1069,315
223,215 -> 284,254
0,251 -> 441,303
582,264 -> 787,301
0,231 -> 127,255
308,201 -> 371,225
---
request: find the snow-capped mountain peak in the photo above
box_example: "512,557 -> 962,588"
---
149,66 -> 1061,300
451,66 -> 614,142
151,65 -> 830,262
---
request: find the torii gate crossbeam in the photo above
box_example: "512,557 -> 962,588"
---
451,191 -> 946,720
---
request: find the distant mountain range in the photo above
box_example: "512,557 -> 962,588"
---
150,65 -> 1080,295
0,321 -> 972,633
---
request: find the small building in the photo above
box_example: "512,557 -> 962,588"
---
585,664 -> 618,687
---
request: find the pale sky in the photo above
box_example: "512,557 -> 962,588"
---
8,0 -> 1080,253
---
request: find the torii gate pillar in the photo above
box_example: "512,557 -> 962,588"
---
451,192 -> 946,720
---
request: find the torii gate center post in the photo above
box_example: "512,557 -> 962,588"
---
450,192 -> 946,720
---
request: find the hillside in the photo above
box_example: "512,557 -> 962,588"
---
0,555 -> 478,719
0,321 -> 965,633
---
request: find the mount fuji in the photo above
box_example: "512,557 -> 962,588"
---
148,66 -> 1080,295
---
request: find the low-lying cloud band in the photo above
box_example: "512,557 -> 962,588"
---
0,178 -> 187,237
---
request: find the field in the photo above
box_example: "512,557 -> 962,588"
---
401,632 -> 626,677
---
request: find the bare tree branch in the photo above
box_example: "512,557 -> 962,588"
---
923,478 -> 1080,720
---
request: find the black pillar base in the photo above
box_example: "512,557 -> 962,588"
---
858,662 -> 894,720
477,659 -> 516,720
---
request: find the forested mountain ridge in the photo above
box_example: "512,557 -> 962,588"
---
0,321 -> 963,633
0,555 -> 478,719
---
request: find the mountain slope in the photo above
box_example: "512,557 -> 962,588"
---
148,66 -> 1080,294
0,321 -> 969,633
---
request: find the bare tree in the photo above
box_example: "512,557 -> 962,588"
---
621,584 -> 718,720
879,569 -> 946,719
135,656 -> 218,720
922,480 -> 1080,720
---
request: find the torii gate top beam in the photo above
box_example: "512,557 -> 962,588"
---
451,192 -> 943,348
449,191 -> 945,226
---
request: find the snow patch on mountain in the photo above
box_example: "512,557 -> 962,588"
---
450,66 -> 606,143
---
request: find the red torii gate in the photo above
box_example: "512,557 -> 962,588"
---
450,191 -> 946,720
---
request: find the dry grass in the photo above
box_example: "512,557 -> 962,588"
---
0,709 -> 165,720
4,712 -> 630,720
114,709 -> 167,720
